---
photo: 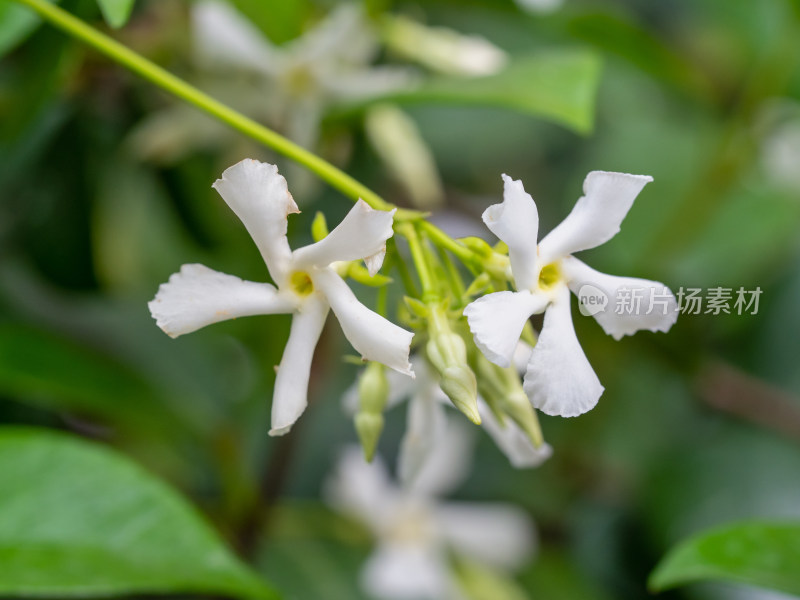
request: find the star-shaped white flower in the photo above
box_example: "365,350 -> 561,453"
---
326,440 -> 535,600
149,159 -> 413,436
464,172 -> 678,418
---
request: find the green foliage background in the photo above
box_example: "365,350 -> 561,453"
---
2,0 -> 800,598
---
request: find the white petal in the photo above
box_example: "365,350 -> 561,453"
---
212,160 -> 298,285
293,200 -> 396,269
523,287 -> 604,417
364,249 -> 386,277
410,415 -> 475,498
319,67 -> 420,101
269,294 -> 329,436
291,3 -> 375,66
148,264 -> 294,338
398,392 -> 448,490
563,257 -> 678,340
324,446 -> 394,532
437,502 -> 535,570
478,399 -> 553,469
192,1 -> 280,75
512,341 -> 534,374
482,175 -> 540,291
362,543 -> 455,600
464,291 -> 548,368
312,268 -> 414,376
538,171 -> 653,264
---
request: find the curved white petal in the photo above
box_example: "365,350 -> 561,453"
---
312,268 -> 414,376
398,392 -> 448,490
319,67 -> 420,101
148,264 -> 295,338
437,502 -> 535,570
291,3 -> 376,67
362,543 -> 454,600
293,200 -> 395,269
482,175 -> 540,291
563,257 -> 678,340
538,171 -> 652,264
478,399 -> 553,469
212,160 -> 298,285
464,291 -> 548,368
269,294 -> 329,436
523,287 -> 604,417
192,1 -> 280,75
364,249 -> 386,277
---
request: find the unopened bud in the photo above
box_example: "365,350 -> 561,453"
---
427,329 -> 480,424
355,412 -> 384,463
355,362 -> 389,461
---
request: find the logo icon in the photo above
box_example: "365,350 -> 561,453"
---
577,283 -> 608,316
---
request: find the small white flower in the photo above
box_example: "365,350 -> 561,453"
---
464,172 -> 678,418
344,353 -> 551,485
149,159 -> 413,436
326,441 -> 535,600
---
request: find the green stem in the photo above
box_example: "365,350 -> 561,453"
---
14,0 -> 407,214
418,221 -> 474,263
397,223 -> 437,301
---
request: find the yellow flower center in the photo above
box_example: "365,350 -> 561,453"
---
289,271 -> 314,297
538,262 -> 561,291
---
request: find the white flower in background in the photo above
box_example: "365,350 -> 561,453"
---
756,99 -> 800,193
464,172 -> 678,418
326,439 -> 535,600
344,350 -> 552,487
193,1 -> 416,152
149,159 -> 413,435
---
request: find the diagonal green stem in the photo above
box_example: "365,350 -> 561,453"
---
13,0 -> 414,215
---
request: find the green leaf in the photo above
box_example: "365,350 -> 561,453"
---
649,521 -> 800,595
340,51 -> 602,134
0,428 -> 278,599
0,322 -> 176,431
229,0 -> 309,45
0,0 -> 42,56
95,0 -> 135,29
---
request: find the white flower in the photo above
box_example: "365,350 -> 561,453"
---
325,441 -> 535,600
148,159 -> 413,436
344,352 -> 552,486
464,172 -> 678,418
192,1 -> 416,151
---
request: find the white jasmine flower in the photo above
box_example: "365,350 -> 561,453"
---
464,172 -> 678,418
344,353 -> 551,484
149,159 -> 413,436
326,442 -> 535,600
192,1 -> 416,151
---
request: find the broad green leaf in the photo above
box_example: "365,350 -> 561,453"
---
0,428 -> 278,599
344,51 -> 602,134
0,0 -> 42,57
95,0 -> 135,29
649,521 -> 800,595
0,322 -> 177,431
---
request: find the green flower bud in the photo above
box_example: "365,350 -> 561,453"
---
355,412 -> 384,463
426,324 -> 480,425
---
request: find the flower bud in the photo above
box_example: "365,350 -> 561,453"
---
355,362 -> 390,461
355,412 -> 384,463
426,326 -> 480,424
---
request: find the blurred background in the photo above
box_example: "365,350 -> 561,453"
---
2,0 -> 800,598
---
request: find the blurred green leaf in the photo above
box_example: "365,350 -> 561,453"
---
342,51 -> 602,134
0,427 -> 278,599
649,521 -> 800,595
95,0 -> 135,29
0,0 -> 43,57
0,322 -> 175,431
567,11 -> 714,102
